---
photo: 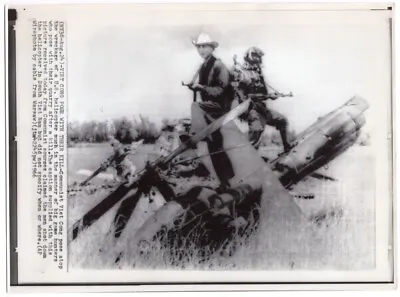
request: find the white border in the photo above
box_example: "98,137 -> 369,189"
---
1,0 -> 398,293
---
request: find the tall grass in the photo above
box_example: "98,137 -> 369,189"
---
114,209 -> 261,270
69,147 -> 375,270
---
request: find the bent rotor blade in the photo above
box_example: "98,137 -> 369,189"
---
113,189 -> 143,239
77,169 -> 115,181
72,184 -> 135,240
162,99 -> 251,164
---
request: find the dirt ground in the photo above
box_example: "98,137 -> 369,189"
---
67,142 -> 375,270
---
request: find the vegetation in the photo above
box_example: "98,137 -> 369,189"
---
68,115 -> 161,146
68,116 -> 368,149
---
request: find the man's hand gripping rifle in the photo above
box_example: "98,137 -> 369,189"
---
182,67 -> 202,102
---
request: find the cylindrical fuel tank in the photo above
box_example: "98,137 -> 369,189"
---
294,95 -> 369,142
273,95 -> 369,187
279,130 -> 361,187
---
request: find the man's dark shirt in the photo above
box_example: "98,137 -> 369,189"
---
197,54 -> 233,111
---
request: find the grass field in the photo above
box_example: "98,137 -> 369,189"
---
67,142 -> 375,270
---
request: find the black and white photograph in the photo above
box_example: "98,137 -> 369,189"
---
66,8 -> 391,271
9,3 -> 395,287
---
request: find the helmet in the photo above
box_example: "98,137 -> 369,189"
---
244,46 -> 264,64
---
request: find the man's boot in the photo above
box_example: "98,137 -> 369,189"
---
279,126 -> 294,153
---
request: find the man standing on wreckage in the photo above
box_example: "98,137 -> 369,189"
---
181,33 -> 235,191
231,46 -> 294,152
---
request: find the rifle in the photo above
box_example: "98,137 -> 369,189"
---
249,92 -> 293,101
71,99 -> 251,240
231,54 -> 294,100
263,86 -> 293,99
182,65 -> 202,102
181,81 -> 197,102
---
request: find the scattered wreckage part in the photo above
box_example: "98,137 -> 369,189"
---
79,139 -> 145,186
283,112 -> 364,169
114,188 -> 169,243
277,124 -> 362,188
71,99 -> 252,241
113,189 -> 143,239
139,166 -> 176,202
271,95 -> 368,188
79,161 -> 112,186
77,169 -> 115,182
170,163 -> 210,178
71,183 -> 135,240
293,95 -> 369,144
78,146 -> 127,186
72,167 -> 174,241
289,191 -> 315,200
131,188 -> 264,263
308,172 -> 337,182
131,184 -> 256,257
112,171 -> 176,239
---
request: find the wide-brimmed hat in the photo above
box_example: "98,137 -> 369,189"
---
192,33 -> 219,48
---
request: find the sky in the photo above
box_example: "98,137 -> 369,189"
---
66,12 -> 392,134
